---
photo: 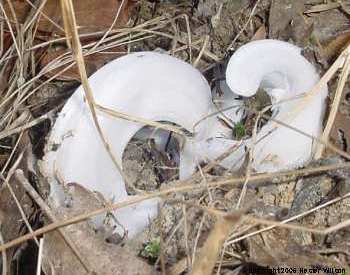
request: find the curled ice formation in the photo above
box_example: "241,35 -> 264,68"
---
225,40 -> 327,172
41,40 -> 327,237
41,52 -> 213,237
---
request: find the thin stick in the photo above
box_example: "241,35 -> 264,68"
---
0,22 -> 4,57
24,0 -> 63,32
15,170 -> 92,273
243,105 -> 350,160
190,202 -> 350,242
36,238 -> 44,275
203,96 -> 350,165
182,14 -> 192,63
315,48 -> 350,158
324,218 -> 350,234
193,35 -> 209,68
184,202 -> 328,235
0,109 -> 55,141
0,153 -> 41,247
236,105 -> 268,209
0,154 -> 54,275
226,0 -> 261,51
1,131 -> 24,173
89,0 -> 127,52
0,161 -> 350,253
226,192 -> 350,245
0,1 -> 22,63
0,228 -> 6,275
191,214 -> 206,265
182,200 -> 191,271
234,45 -> 349,165
0,16 -> 217,119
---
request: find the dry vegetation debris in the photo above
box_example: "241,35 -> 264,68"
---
0,0 -> 349,274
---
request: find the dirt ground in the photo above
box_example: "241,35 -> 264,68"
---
0,0 -> 350,274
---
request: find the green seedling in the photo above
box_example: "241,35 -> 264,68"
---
141,238 -> 161,260
233,122 -> 246,139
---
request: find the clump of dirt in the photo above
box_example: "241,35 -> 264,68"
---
239,88 -> 273,137
123,135 -> 179,195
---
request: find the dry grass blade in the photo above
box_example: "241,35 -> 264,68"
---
227,0 -> 261,51
0,152 -> 40,246
182,201 -> 191,270
0,1 -> 22,63
1,161 -> 350,253
36,238 -> 44,275
236,105 -> 266,209
0,2 -> 348,272
0,15 -> 217,123
59,0 -> 126,181
0,109 -> 56,141
185,203 -> 342,237
324,218 -> 350,234
315,46 -> 350,158
339,1 -> 350,16
95,103 -> 192,137
0,152 -> 54,272
193,35 -> 209,68
190,212 -> 243,275
89,0 -> 127,52
15,170 -> 92,273
259,42 -> 350,160
304,3 -> 341,14
24,0 -> 62,31
0,228 -> 6,275
306,43 -> 350,99
243,105 -> 350,160
226,192 -> 350,246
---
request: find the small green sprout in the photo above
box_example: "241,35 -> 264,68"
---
233,122 -> 246,139
141,238 -> 161,260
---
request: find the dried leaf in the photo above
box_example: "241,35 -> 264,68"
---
304,3 -> 341,14
0,176 -> 33,272
30,0 -> 134,80
5,0 -> 134,35
323,31 -> 350,61
42,182 -> 154,274
251,25 -> 267,41
191,212 -> 243,275
40,46 -> 125,81
168,257 -> 187,275
248,231 -> 340,269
